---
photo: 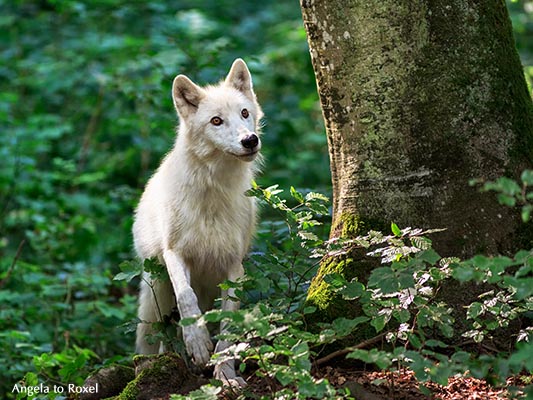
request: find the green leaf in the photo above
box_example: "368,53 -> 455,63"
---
274,366 -> 295,386
451,351 -> 470,363
430,364 -> 451,386
290,341 -> 311,371
340,281 -> 365,300
405,332 -> 421,349
245,187 -> 262,197
306,201 -> 329,215
114,260 -> 143,282
370,313 -> 390,332
332,317 -> 369,336
297,231 -> 320,242
143,258 -> 168,281
368,267 -> 398,293
23,371 -> 39,386
303,306 -> 316,315
398,270 -> 415,289
452,265 -> 474,282
179,317 -> 197,327
391,222 -> 401,237
522,204 -> 532,223
304,191 -> 330,214
347,349 -> 393,369
73,171 -> 107,185
503,276 -> 533,300
290,186 -> 304,203
515,263 -> 532,278
411,236 -> 432,250
466,302 -> 484,319
508,342 -> 533,371
471,255 -> 491,269
305,192 -> 329,203
394,308 -> 411,323
417,249 -> 441,265
521,170 -> 533,185
491,177 -> 522,195
419,386 -> 433,397
497,193 -> 516,207
264,184 -> 283,198
425,339 -> 447,348
323,273 -> 348,289
439,323 -> 454,338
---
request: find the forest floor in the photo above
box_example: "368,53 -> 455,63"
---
318,367 -> 526,399
230,365 -> 529,399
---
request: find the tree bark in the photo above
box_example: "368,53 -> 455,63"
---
300,0 -> 533,315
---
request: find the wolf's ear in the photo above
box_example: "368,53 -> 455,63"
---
225,58 -> 254,100
172,75 -> 205,118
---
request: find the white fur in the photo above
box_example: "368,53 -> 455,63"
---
133,59 -> 262,386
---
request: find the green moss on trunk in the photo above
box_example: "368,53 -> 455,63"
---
306,212 -> 380,323
306,257 -> 354,318
301,0 -> 533,320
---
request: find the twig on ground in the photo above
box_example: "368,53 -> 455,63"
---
314,332 -> 387,367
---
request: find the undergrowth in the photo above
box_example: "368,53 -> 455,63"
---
11,174 -> 533,399
169,175 -> 533,399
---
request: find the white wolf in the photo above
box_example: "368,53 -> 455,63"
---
132,59 -> 262,386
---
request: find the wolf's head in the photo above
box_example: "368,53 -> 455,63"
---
172,59 -> 263,162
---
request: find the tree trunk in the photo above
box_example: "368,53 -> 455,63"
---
300,0 -> 533,316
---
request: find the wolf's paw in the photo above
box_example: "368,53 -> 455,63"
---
220,376 -> 247,388
182,324 -> 213,367
214,362 -> 247,387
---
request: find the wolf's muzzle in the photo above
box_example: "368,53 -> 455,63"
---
241,133 -> 259,149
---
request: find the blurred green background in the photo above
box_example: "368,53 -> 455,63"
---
0,0 -> 532,394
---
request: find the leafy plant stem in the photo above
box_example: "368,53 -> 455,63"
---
0,239 -> 25,289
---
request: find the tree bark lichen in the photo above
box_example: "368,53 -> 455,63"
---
300,0 -> 533,317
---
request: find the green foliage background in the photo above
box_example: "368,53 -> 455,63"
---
0,0 -> 328,394
0,0 -> 532,397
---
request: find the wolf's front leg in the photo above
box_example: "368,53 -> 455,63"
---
213,264 -> 246,387
163,249 -> 213,366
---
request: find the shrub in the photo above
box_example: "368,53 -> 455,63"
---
170,177 -> 533,399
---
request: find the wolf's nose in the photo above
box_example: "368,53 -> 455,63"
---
241,134 -> 259,149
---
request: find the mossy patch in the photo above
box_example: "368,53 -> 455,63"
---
331,212 -> 362,238
118,353 -> 206,400
306,211 -> 381,324
80,364 -> 135,400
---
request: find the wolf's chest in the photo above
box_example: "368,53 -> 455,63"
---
172,191 -> 253,268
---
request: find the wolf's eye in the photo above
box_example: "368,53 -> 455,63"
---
241,108 -> 249,119
210,116 -> 223,126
